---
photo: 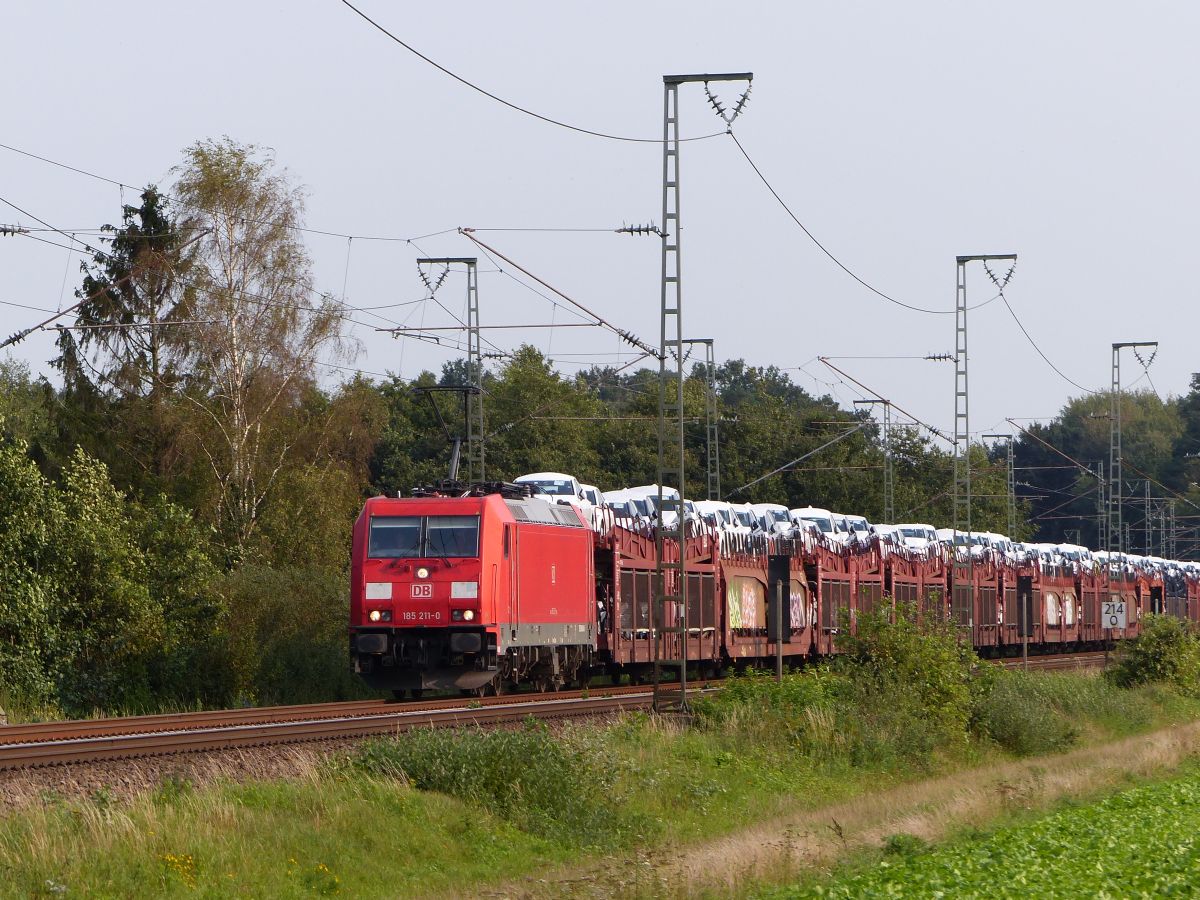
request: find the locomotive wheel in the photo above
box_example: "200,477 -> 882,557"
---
472,679 -> 505,698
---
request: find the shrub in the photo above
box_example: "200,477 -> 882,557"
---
218,565 -> 372,705
1107,614 -> 1200,695
694,605 -> 985,769
836,603 -> 978,750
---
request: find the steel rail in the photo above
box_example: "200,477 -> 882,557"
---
996,651 -> 1108,671
0,690 -> 692,770
0,682 -> 685,746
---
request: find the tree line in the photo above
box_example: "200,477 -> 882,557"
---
1,137 -> 1194,715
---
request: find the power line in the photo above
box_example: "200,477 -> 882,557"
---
470,241 -> 597,327
818,357 -> 952,444
0,298 -> 60,315
466,227 -> 623,233
998,293 -> 1099,395
0,140 -> 457,243
337,0 -> 725,145
730,131 -> 1037,327
3,196 -> 434,340
724,132 -> 950,316
15,230 -> 380,334
459,229 -> 656,356
730,424 -> 868,496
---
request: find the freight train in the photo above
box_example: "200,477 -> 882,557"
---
350,481 -> 1194,695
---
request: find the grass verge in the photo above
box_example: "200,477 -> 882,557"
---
6,610 -> 1200,897
0,670 -> 1198,898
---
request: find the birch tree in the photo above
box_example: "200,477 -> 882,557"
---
172,138 -> 349,558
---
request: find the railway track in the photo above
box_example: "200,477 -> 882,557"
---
0,683 -> 712,771
996,651 -> 1109,671
0,651 -> 1109,771
0,681 -> 685,747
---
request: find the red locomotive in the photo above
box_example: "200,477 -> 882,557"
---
351,483 -> 1198,696
350,485 -> 594,695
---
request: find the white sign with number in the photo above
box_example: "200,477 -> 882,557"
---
1102,599 -> 1127,630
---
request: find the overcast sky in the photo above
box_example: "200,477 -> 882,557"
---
3,1 -> 1198,444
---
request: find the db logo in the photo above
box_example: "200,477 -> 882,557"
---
410,583 -> 433,599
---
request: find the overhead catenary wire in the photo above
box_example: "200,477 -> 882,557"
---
1005,419 -> 1105,483
729,132 -> 952,316
1121,459 -> 1200,516
818,357 -> 952,444
17,227 -> 472,376
16,230 -> 380,335
336,0 -> 725,145
0,298 -> 61,315
0,140 -> 459,244
997,294 -> 1099,395
3,203 -> 498,381
49,320 -> 215,331
4,197 -> 439,343
12,217 -> 458,386
466,227 -> 625,233
729,424 -> 868,496
469,238 -> 597,327
731,130 -> 1100,395
0,202 -> 212,349
458,229 -> 656,357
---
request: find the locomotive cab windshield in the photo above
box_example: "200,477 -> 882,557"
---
368,515 -> 480,558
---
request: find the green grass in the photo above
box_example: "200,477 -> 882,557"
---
970,667 -> 1166,756
763,761 -> 1200,898
0,773 -> 573,898
3,666 -> 1199,898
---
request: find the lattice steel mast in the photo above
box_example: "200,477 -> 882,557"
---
1109,341 -> 1156,553
953,255 -> 1016,545
417,257 -> 484,481
683,338 -> 721,500
983,434 -> 1016,541
655,73 -> 751,713
857,400 -> 894,524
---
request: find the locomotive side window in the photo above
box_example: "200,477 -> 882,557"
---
426,516 -> 480,557
368,516 -> 422,558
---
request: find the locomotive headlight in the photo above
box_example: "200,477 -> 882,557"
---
416,566 -> 430,580
368,609 -> 382,622
463,609 -> 476,621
